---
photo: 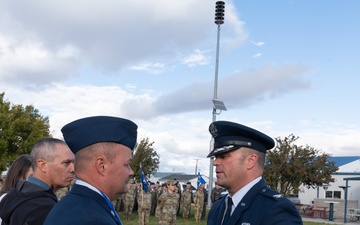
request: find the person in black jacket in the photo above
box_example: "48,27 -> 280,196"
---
206,121 -> 302,225
0,138 -> 75,225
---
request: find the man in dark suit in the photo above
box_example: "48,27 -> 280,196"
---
206,121 -> 302,225
44,116 -> 138,225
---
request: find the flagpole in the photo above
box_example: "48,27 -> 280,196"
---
140,164 -> 145,225
141,184 -> 144,225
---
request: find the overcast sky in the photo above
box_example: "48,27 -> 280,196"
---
1,0 -> 359,177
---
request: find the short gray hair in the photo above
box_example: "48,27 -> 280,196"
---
31,138 -> 67,168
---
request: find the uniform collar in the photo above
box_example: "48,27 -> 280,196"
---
230,176 -> 262,213
75,179 -> 102,196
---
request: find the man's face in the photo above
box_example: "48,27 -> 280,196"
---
48,144 -> 75,190
167,183 -> 176,192
213,148 -> 248,192
106,144 -> 134,198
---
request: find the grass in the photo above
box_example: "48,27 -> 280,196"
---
118,204 -> 207,225
116,205 -> 335,225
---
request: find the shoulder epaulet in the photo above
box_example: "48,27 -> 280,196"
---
259,187 -> 284,200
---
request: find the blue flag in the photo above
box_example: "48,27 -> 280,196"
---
197,172 -> 206,188
140,165 -> 148,192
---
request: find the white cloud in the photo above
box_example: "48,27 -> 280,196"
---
252,41 -> 265,47
129,62 -> 167,74
220,2 -> 249,51
0,37 -> 79,87
0,0 -> 246,87
181,49 -> 210,67
253,53 -> 262,58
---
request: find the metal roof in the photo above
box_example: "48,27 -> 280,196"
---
329,156 -> 360,167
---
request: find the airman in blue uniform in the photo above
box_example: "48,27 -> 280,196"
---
44,116 -> 138,225
206,121 -> 302,225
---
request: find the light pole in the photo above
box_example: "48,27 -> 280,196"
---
208,0 -> 226,207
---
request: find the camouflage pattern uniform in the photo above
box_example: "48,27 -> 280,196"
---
174,187 -> 180,218
194,187 -> 204,223
123,181 -> 136,221
56,186 -> 70,200
56,179 -> 74,200
113,195 -> 122,212
156,180 -> 179,225
181,187 -> 192,218
137,190 -> 152,225
157,183 -> 167,199
148,184 -> 157,216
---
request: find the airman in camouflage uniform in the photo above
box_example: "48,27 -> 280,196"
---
56,186 -> 69,200
194,186 -> 205,223
114,194 -> 123,212
174,186 -> 180,217
56,178 -> 74,200
157,183 -> 167,199
148,182 -> 157,216
137,186 -> 152,225
181,187 -> 192,219
155,180 -> 179,225
123,180 -> 136,221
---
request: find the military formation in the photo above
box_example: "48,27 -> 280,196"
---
52,176 -> 212,225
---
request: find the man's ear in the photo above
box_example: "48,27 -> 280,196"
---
95,157 -> 106,176
246,153 -> 258,170
37,159 -> 48,173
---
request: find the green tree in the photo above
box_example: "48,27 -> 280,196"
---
0,92 -> 51,170
131,137 -> 160,181
263,134 -> 338,196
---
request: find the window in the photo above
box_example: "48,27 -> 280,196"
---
333,191 -> 341,199
325,191 -> 342,199
325,191 -> 333,198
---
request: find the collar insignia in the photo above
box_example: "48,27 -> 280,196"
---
273,194 -> 283,198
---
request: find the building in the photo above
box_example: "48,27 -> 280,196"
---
148,172 -> 210,192
299,156 -> 360,220
299,156 -> 360,205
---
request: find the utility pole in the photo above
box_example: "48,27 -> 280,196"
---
208,1 -> 226,207
194,159 -> 200,175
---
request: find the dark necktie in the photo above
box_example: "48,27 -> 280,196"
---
222,196 -> 233,225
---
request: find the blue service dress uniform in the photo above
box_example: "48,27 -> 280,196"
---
207,178 -> 302,225
44,184 -> 121,225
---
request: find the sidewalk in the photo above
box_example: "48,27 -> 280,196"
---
302,216 -> 359,225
